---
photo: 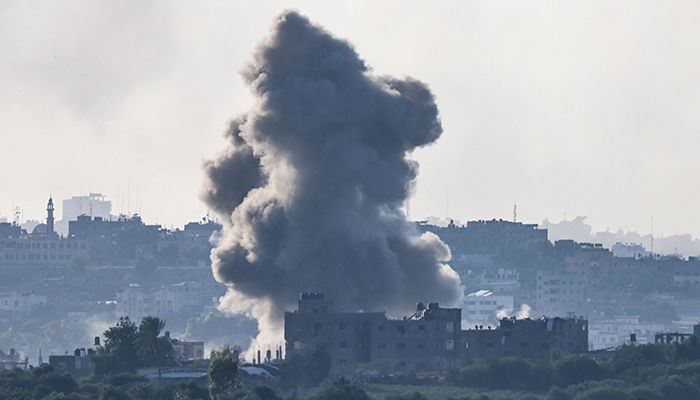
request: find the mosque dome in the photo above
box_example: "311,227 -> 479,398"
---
32,224 -> 48,235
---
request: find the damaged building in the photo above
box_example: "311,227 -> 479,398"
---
462,314 -> 588,360
285,293 -> 588,370
285,293 -> 462,369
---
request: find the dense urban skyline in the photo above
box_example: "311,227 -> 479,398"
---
2,1 -> 699,238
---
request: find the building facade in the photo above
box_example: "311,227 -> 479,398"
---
0,292 -> 47,314
588,316 -> 664,350
116,284 -> 182,321
462,290 -> 513,324
536,271 -> 586,317
417,219 -> 547,257
462,316 -> 588,361
285,293 -> 462,370
69,214 -> 160,266
0,198 -> 90,266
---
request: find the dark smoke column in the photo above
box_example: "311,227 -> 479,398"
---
202,10 -> 462,351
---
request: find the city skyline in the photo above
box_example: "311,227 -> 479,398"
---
2,1 -> 699,238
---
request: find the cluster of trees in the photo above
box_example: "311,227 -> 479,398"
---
0,365 -> 218,400
91,316 -> 173,378
448,354 -> 603,391
449,338 -> 700,400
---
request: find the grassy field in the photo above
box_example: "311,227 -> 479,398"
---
361,384 -> 546,400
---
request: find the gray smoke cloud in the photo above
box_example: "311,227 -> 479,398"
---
202,10 -> 463,352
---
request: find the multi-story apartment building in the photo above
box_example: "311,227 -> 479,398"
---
418,219 -> 547,257
462,315 -> 588,360
116,284 -> 182,321
462,290 -> 513,324
536,271 -> 586,317
285,293 -> 462,370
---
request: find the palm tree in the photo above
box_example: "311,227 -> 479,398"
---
134,316 -> 173,378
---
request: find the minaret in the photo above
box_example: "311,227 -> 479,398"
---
46,197 -> 55,239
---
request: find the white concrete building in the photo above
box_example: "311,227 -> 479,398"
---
611,242 -> 650,258
588,315 -> 664,350
473,268 -> 521,293
171,340 -> 205,360
116,284 -> 182,321
536,271 -> 586,317
0,292 -> 47,314
462,290 -> 513,325
169,281 -> 225,308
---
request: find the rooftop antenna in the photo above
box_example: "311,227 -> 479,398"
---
13,206 -> 21,227
513,201 -> 517,223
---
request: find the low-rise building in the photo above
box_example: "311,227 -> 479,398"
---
588,316 -> 664,350
169,281 -> 226,310
49,349 -> 93,377
171,339 -> 205,361
116,284 -> 182,321
462,315 -> 588,361
0,292 -> 47,315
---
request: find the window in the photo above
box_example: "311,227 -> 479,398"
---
446,322 -> 454,333
378,325 -> 385,331
486,343 -> 494,348
418,325 -> 426,331
397,343 -> 405,349
294,324 -> 302,331
378,343 -> 387,349
313,323 -> 322,331
417,343 -> 426,349
294,341 -> 306,349
339,323 -> 348,331
339,342 -> 347,349
446,340 -> 454,350
520,342 -> 531,348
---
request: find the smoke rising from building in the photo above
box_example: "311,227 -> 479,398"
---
202,10 -> 463,351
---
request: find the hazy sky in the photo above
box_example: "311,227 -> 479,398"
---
1,1 -> 699,238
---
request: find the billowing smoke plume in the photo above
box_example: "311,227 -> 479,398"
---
202,10 -> 463,352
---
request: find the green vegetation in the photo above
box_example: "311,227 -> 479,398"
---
442,338 -> 700,400
209,346 -> 239,399
91,316 -> 175,378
